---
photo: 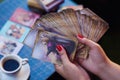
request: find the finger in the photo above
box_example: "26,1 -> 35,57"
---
56,45 -> 70,64
77,34 -> 99,49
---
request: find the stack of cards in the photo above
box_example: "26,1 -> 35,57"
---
24,8 -> 109,65
36,0 -> 64,12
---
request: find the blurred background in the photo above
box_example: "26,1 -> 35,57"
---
47,0 -> 120,80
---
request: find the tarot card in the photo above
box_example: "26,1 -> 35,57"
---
76,12 -> 109,59
44,13 -> 74,36
32,31 -> 77,64
36,13 -> 74,37
23,28 -> 38,48
59,9 -> 81,35
35,19 -> 63,36
76,45 -> 89,59
77,12 -> 109,42
36,0 -> 64,12
35,20 -> 64,36
38,14 -> 63,35
0,20 -> 30,43
0,35 -> 23,56
93,20 -> 109,42
10,8 -> 40,28
59,5 -> 84,11
79,8 -> 109,25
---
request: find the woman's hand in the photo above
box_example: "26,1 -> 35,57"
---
55,45 -> 90,80
77,34 -> 110,75
77,34 -> 120,80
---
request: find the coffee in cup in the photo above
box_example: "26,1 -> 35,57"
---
0,54 -> 28,74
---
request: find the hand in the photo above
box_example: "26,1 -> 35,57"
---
77,34 -> 110,75
77,34 -> 120,80
54,45 -> 90,80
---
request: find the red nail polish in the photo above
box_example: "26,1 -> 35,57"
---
78,34 -> 84,38
56,45 -> 62,51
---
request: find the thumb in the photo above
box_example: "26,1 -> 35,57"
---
77,34 -> 98,49
56,45 -> 70,64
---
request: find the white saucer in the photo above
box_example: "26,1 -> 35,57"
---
0,63 -> 30,80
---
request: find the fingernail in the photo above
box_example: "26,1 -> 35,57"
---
56,45 -> 62,51
78,34 -> 84,38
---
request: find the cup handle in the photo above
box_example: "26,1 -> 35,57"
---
22,58 -> 28,65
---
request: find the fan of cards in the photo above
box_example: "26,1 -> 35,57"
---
24,8 -> 109,65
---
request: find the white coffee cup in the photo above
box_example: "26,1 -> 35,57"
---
0,54 -> 28,74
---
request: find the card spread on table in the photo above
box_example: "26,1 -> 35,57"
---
0,20 -> 30,42
10,8 -> 40,28
0,35 -> 23,56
